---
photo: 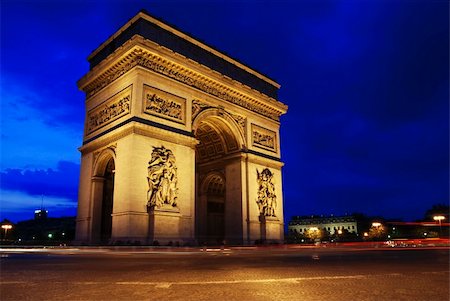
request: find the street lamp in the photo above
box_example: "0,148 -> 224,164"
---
372,222 -> 382,227
433,215 -> 445,237
1,224 -> 13,240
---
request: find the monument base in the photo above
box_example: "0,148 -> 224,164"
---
259,215 -> 282,243
148,205 -> 181,245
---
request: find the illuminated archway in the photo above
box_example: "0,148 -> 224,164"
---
90,148 -> 116,244
193,108 -> 245,244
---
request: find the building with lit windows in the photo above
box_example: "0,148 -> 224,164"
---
288,215 -> 358,236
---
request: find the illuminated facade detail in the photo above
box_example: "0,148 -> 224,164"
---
82,47 -> 284,121
288,216 -> 358,236
92,144 -> 116,173
252,124 -> 277,152
256,168 -> 277,217
147,146 -> 178,209
76,11 -> 287,245
191,99 -> 211,121
86,87 -> 131,134
143,85 -> 185,124
230,113 -> 246,137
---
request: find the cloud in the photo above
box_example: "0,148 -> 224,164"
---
0,161 -> 79,201
0,189 -> 77,223
1,76 -> 82,170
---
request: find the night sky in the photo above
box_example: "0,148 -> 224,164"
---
1,0 -> 448,223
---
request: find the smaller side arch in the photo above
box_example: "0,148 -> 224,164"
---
89,146 -> 116,244
92,146 -> 116,178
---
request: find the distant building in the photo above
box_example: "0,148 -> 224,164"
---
34,209 -> 48,220
15,216 -> 76,244
289,215 -> 358,236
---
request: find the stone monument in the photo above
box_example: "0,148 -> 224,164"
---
75,10 -> 288,245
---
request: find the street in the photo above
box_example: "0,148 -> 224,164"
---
1,246 -> 449,301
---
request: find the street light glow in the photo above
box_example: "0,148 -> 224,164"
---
433,215 -> 445,221
2,224 -> 13,240
433,215 -> 446,238
372,222 -> 382,227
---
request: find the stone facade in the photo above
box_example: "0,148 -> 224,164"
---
75,11 -> 287,245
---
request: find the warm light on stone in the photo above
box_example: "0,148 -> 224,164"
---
75,11 -> 287,245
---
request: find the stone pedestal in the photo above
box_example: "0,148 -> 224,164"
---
260,215 -> 281,243
148,205 -> 181,245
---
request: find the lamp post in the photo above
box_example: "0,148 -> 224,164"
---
433,215 -> 445,237
1,224 -> 13,240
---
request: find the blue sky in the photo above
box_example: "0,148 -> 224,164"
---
1,0 -> 448,223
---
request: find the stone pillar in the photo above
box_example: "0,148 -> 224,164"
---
90,176 -> 105,243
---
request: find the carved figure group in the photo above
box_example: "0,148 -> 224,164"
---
253,131 -> 275,149
147,146 -> 178,209
146,93 -> 182,120
256,168 -> 277,217
87,95 -> 130,133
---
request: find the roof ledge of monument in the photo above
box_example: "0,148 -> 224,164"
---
83,10 -> 282,100
78,34 -> 288,116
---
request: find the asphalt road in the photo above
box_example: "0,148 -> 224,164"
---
1,247 -> 449,301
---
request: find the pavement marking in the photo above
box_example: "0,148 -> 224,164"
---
2,271 -> 448,288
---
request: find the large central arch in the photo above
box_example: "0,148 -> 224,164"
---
193,108 -> 245,245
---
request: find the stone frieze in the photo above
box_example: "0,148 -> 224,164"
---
143,85 -> 185,124
83,49 -> 282,121
251,124 -> 277,152
86,87 -> 131,134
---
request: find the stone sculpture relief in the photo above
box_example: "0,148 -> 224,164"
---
252,124 -> 277,152
191,99 -> 211,120
143,85 -> 185,123
253,131 -> 275,149
147,146 -> 178,210
145,93 -> 183,121
256,168 -> 277,217
87,93 -> 131,134
230,113 -> 246,130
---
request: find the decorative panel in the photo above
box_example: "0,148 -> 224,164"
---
86,86 -> 132,135
143,85 -> 186,124
251,124 -> 277,152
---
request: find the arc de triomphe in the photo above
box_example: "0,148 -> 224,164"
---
75,11 -> 287,245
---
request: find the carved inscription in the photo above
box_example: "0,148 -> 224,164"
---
143,85 -> 185,124
251,124 -> 277,152
147,146 -> 178,209
256,168 -> 277,217
86,87 -> 131,134
84,49 -> 281,121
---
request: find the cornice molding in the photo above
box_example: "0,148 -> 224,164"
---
79,120 -> 198,154
79,37 -> 287,121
